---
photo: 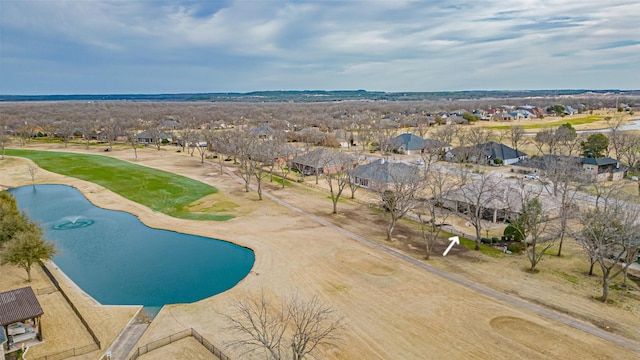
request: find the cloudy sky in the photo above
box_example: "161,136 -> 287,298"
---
1,0 -> 639,95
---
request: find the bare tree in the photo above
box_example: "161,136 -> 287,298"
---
249,139 -> 278,200
575,189 -> 640,302
28,164 -> 37,188
540,156 -> 584,256
373,122 -> 398,159
209,130 -> 235,175
377,163 -> 423,241
512,196 -> 553,272
356,126 -> 374,152
533,129 -> 558,155
55,120 -> 76,147
323,151 -> 357,214
15,120 -> 35,147
233,131 -> 258,193
606,115 -> 626,160
179,117 -> 200,153
453,172 -> 503,250
223,291 -> 342,360
509,125 -> 526,155
101,118 -> 123,151
145,119 -> 166,151
191,138 -> 208,164
432,124 -> 458,146
416,167 -> 458,259
0,117 -> 9,160
276,144 -> 300,188
614,132 -> 640,172
125,123 -> 141,160
77,118 -> 98,149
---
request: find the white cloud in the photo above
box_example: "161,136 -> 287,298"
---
1,0 -> 638,94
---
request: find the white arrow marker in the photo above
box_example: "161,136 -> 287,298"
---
443,236 -> 460,256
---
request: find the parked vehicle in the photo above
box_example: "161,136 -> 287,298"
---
524,174 -> 539,180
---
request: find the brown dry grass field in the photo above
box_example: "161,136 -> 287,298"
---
1,131 -> 639,359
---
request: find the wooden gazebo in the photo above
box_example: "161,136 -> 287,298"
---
0,287 -> 44,352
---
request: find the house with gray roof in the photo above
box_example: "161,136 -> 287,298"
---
441,177 -> 558,223
386,133 -> 426,155
134,130 -> 173,144
350,158 -> 420,190
446,141 -> 527,165
386,133 -> 452,155
516,155 -> 628,182
581,157 -> 628,182
290,148 -> 355,176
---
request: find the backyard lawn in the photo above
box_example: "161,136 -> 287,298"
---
5,149 -> 233,220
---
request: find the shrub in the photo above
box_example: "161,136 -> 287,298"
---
493,158 -> 503,166
507,242 -> 526,254
491,237 -> 499,244
504,225 -> 524,242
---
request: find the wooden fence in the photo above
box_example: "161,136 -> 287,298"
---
33,343 -> 99,360
39,263 -> 102,349
128,328 -> 230,360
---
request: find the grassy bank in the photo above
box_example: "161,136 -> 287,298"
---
6,149 -> 233,221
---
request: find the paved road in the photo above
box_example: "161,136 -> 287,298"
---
219,164 -> 640,353
105,311 -> 149,360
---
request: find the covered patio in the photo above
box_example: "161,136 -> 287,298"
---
0,287 -> 44,354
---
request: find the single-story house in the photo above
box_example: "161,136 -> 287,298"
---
513,155 -> 582,175
386,133 -> 452,155
446,141 -> 527,165
249,124 -> 276,139
1,287 -> 44,353
350,158 -> 420,191
493,112 -> 514,121
423,138 -> 452,153
441,178 -> 558,223
582,157 -> 628,182
134,131 -> 173,144
508,109 -> 534,120
290,148 -> 355,176
386,133 -> 427,155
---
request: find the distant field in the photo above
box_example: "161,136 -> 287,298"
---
5,149 -> 233,221
485,115 -> 603,130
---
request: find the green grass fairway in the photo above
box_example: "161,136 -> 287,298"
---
485,115 -> 603,130
6,149 -> 233,221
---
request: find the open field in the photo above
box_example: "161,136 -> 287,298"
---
2,143 -> 640,359
481,110 -> 635,132
4,149 -> 230,221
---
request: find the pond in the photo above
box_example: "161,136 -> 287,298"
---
9,184 -> 254,317
576,119 -> 640,133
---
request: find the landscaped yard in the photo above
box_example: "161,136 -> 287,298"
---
5,149 -> 233,220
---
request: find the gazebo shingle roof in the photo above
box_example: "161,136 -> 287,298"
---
0,287 -> 43,326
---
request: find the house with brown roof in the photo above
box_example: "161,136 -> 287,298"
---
1,287 -> 44,353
